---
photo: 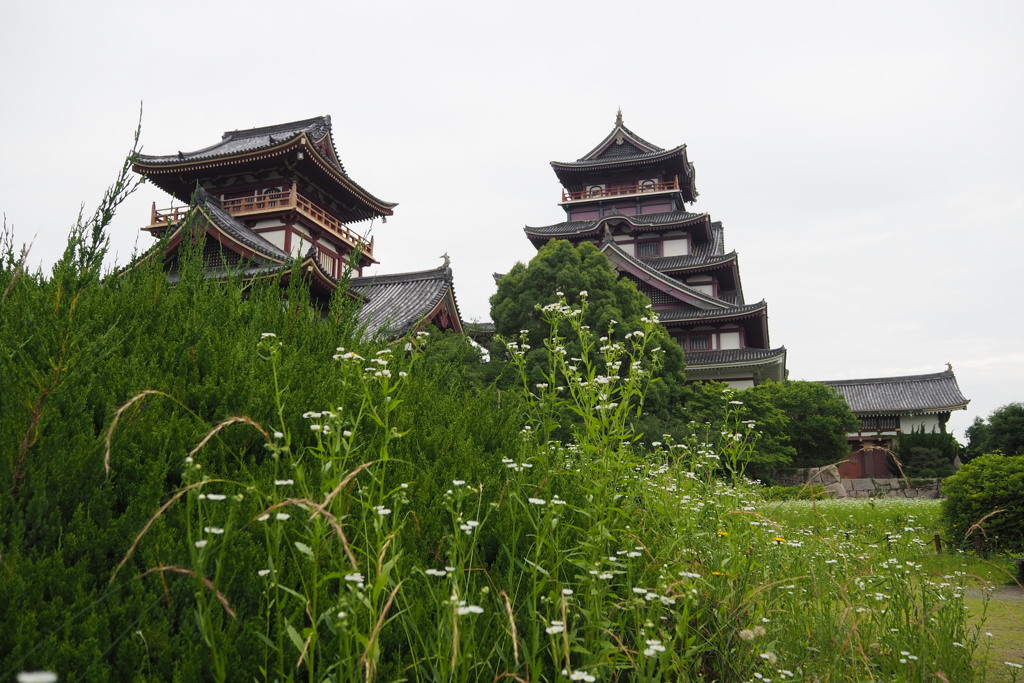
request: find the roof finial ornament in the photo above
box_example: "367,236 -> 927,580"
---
946,361 -> 953,372
614,108 -> 625,144
440,252 -> 451,269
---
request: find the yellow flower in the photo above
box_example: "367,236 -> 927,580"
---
772,537 -> 786,544
717,531 -> 729,537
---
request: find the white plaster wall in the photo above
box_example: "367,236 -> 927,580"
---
262,230 -> 286,251
618,242 -> 635,256
728,379 -> 755,390
720,331 -> 741,349
663,238 -> 689,256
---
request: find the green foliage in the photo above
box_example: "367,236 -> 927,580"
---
894,427 -> 959,478
0,156 -> 994,682
942,453 -> 1024,552
965,402 -> 1024,460
489,239 -> 687,427
677,381 -> 795,478
743,380 -> 858,469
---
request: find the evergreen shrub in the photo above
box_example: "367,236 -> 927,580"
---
941,453 -> 1024,552
893,427 -> 958,477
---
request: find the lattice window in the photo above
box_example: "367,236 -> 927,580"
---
860,416 -> 900,431
647,289 -> 673,306
688,334 -> 710,351
636,240 -> 661,257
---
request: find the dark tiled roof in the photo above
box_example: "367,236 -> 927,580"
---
134,116 -> 396,220
821,371 -> 970,415
642,251 -> 736,271
136,116 -> 343,172
685,347 -> 788,367
553,144 -> 688,170
525,210 -> 708,237
348,266 -> 460,338
657,301 -> 767,322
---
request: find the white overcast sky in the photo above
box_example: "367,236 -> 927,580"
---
2,0 -> 1021,439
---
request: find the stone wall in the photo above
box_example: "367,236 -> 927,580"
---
776,465 -> 942,499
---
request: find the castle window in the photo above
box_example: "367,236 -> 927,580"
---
636,240 -> 661,257
688,333 -> 710,351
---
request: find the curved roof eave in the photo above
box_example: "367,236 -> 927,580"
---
525,210 -> 710,239
134,121 -> 396,219
685,347 -> 788,370
601,240 -> 733,310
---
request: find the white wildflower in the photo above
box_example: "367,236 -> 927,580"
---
16,673 -> 59,683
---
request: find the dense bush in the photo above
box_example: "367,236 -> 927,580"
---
942,453 -> 1024,552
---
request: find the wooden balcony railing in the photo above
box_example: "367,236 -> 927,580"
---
561,178 -> 679,202
145,184 -> 374,259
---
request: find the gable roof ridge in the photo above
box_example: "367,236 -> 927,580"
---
822,370 -> 958,386
220,116 -> 329,141
349,264 -> 453,287
577,114 -> 665,161
600,240 -> 733,310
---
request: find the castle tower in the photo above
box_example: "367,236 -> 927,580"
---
133,116 -> 463,338
525,112 -> 786,387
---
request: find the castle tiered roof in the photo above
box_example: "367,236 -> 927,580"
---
550,111 -> 698,203
134,116 -> 396,223
525,210 -> 711,242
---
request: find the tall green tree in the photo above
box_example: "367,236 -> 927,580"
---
489,239 -> 687,426
742,380 -> 858,469
964,402 -> 1024,460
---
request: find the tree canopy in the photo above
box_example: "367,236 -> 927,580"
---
489,239 -> 687,425
743,380 -> 858,469
964,402 -> 1024,460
